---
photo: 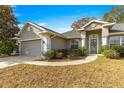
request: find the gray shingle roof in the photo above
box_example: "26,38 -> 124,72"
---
30,22 -> 65,37
110,23 -> 124,33
62,30 -> 81,39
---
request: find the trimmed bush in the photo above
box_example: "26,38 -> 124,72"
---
0,40 -> 16,55
78,46 -> 88,56
57,49 -> 68,57
55,52 -> 64,59
111,46 -> 124,57
67,49 -> 80,58
100,45 -> 109,53
43,50 -> 56,60
103,49 -> 119,59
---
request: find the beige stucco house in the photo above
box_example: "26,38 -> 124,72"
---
18,20 -> 124,59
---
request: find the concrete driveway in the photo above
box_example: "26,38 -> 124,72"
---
0,56 -> 36,69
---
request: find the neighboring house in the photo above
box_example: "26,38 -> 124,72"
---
18,20 -> 124,59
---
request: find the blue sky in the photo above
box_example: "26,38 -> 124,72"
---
13,5 -> 115,33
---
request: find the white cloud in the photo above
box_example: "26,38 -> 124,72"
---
18,24 -> 24,28
38,22 -> 47,26
14,13 -> 23,17
11,5 -> 16,8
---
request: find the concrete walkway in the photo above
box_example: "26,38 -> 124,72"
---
24,54 -> 98,66
0,54 -> 97,69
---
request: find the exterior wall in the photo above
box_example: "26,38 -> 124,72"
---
86,30 -> 102,53
85,22 -> 103,30
20,26 -> 41,41
51,36 -> 67,50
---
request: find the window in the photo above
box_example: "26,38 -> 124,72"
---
70,40 -> 79,49
121,37 -> 124,45
109,36 -> 120,47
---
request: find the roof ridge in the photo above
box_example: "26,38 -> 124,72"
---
28,22 -> 64,36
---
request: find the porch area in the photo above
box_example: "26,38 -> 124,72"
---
81,29 -> 108,54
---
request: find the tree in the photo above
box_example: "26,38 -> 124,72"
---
71,17 -> 96,30
0,5 -> 19,41
102,6 -> 124,23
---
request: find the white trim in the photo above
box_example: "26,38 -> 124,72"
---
109,36 -> 124,46
20,38 -> 41,42
102,37 -> 108,45
89,34 -> 99,54
40,39 -> 43,58
81,39 -> 85,47
109,32 -> 124,35
18,22 -> 65,39
19,40 -> 21,56
103,22 -> 116,27
82,20 -> 108,28
120,36 -> 122,46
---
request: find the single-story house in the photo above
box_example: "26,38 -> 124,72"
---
18,20 -> 124,59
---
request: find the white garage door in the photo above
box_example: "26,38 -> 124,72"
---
21,40 -> 42,59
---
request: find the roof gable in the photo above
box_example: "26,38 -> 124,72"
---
18,22 -> 66,38
82,20 -> 108,28
19,25 -> 41,40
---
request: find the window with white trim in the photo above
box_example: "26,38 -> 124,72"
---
121,37 -> 124,45
109,36 -> 120,47
70,40 -> 79,49
109,36 -> 124,47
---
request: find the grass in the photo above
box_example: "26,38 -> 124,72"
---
0,56 -> 124,87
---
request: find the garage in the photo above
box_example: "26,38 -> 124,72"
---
21,39 -> 42,59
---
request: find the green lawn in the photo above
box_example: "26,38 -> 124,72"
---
0,56 -> 124,88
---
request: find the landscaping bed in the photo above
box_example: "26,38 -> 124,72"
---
0,56 -> 124,88
43,47 -> 88,61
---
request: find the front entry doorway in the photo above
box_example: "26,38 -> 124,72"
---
89,34 -> 98,54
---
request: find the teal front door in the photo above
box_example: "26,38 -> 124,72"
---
89,34 -> 98,54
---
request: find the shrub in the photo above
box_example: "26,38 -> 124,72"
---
67,49 -> 80,58
111,46 -> 124,57
55,52 -> 64,59
103,49 -> 119,59
111,45 -> 124,53
43,50 -> 56,60
78,46 -> 88,56
57,49 -> 68,57
0,40 -> 16,55
100,45 -> 109,53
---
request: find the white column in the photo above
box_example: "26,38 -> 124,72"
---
102,27 -> 109,46
43,34 -> 51,52
81,31 -> 86,47
81,39 -> 85,47
102,37 -> 108,45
